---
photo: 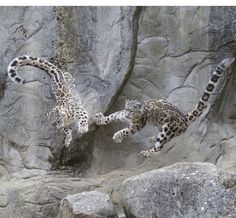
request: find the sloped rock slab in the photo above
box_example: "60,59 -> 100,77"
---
122,162 -> 236,218
58,190 -> 118,218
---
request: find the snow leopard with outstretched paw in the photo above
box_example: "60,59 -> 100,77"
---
94,57 -> 235,157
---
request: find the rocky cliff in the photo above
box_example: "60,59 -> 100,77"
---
0,6 -> 235,218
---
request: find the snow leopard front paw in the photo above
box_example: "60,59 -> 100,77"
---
79,124 -> 89,134
64,134 -> 72,147
112,132 -> 123,143
94,112 -> 106,125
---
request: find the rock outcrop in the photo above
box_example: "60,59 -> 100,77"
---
58,191 -> 118,218
91,6 -> 236,174
122,162 -> 236,218
0,6 -> 140,174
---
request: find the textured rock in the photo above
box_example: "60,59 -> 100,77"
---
0,6 -> 236,218
122,162 -> 236,218
58,191 -> 118,218
58,6 -> 140,169
92,6 -> 236,174
1,6 -> 236,174
0,169 -> 138,218
0,6 -> 138,173
0,174 -> 102,218
0,6 -> 56,173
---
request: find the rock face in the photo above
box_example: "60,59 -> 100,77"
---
91,6 -> 236,174
122,162 -> 236,218
0,6 -> 140,174
0,170 -> 133,218
0,5 -> 236,218
58,191 -> 118,218
1,5 -> 236,176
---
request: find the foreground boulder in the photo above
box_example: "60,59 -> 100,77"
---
122,162 -> 236,218
58,190 -> 118,218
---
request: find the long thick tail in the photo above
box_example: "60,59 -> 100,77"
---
7,55 -> 63,84
186,57 -> 235,124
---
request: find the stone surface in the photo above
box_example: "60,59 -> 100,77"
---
0,6 -> 57,173
92,6 -> 236,174
122,162 -> 236,218
58,191 -> 118,218
0,168 -> 139,218
0,5 -> 235,218
0,6 -> 139,173
1,6 -> 236,175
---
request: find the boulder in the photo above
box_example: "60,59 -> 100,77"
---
122,162 -> 236,218
58,190 -> 118,218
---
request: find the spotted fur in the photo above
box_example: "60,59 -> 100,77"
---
94,58 -> 235,157
8,55 -> 89,147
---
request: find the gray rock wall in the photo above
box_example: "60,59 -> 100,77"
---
0,6 -> 236,218
92,6 -> 236,174
0,7 -> 56,176
0,6 -> 139,174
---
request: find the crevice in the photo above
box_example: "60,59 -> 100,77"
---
168,49 -> 216,59
105,6 -> 143,111
166,85 -> 197,100
184,58 -> 213,82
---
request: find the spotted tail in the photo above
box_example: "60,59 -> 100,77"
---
186,57 -> 235,124
7,55 -> 63,84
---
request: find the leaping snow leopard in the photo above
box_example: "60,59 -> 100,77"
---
7,55 -> 89,147
94,57 -> 235,157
